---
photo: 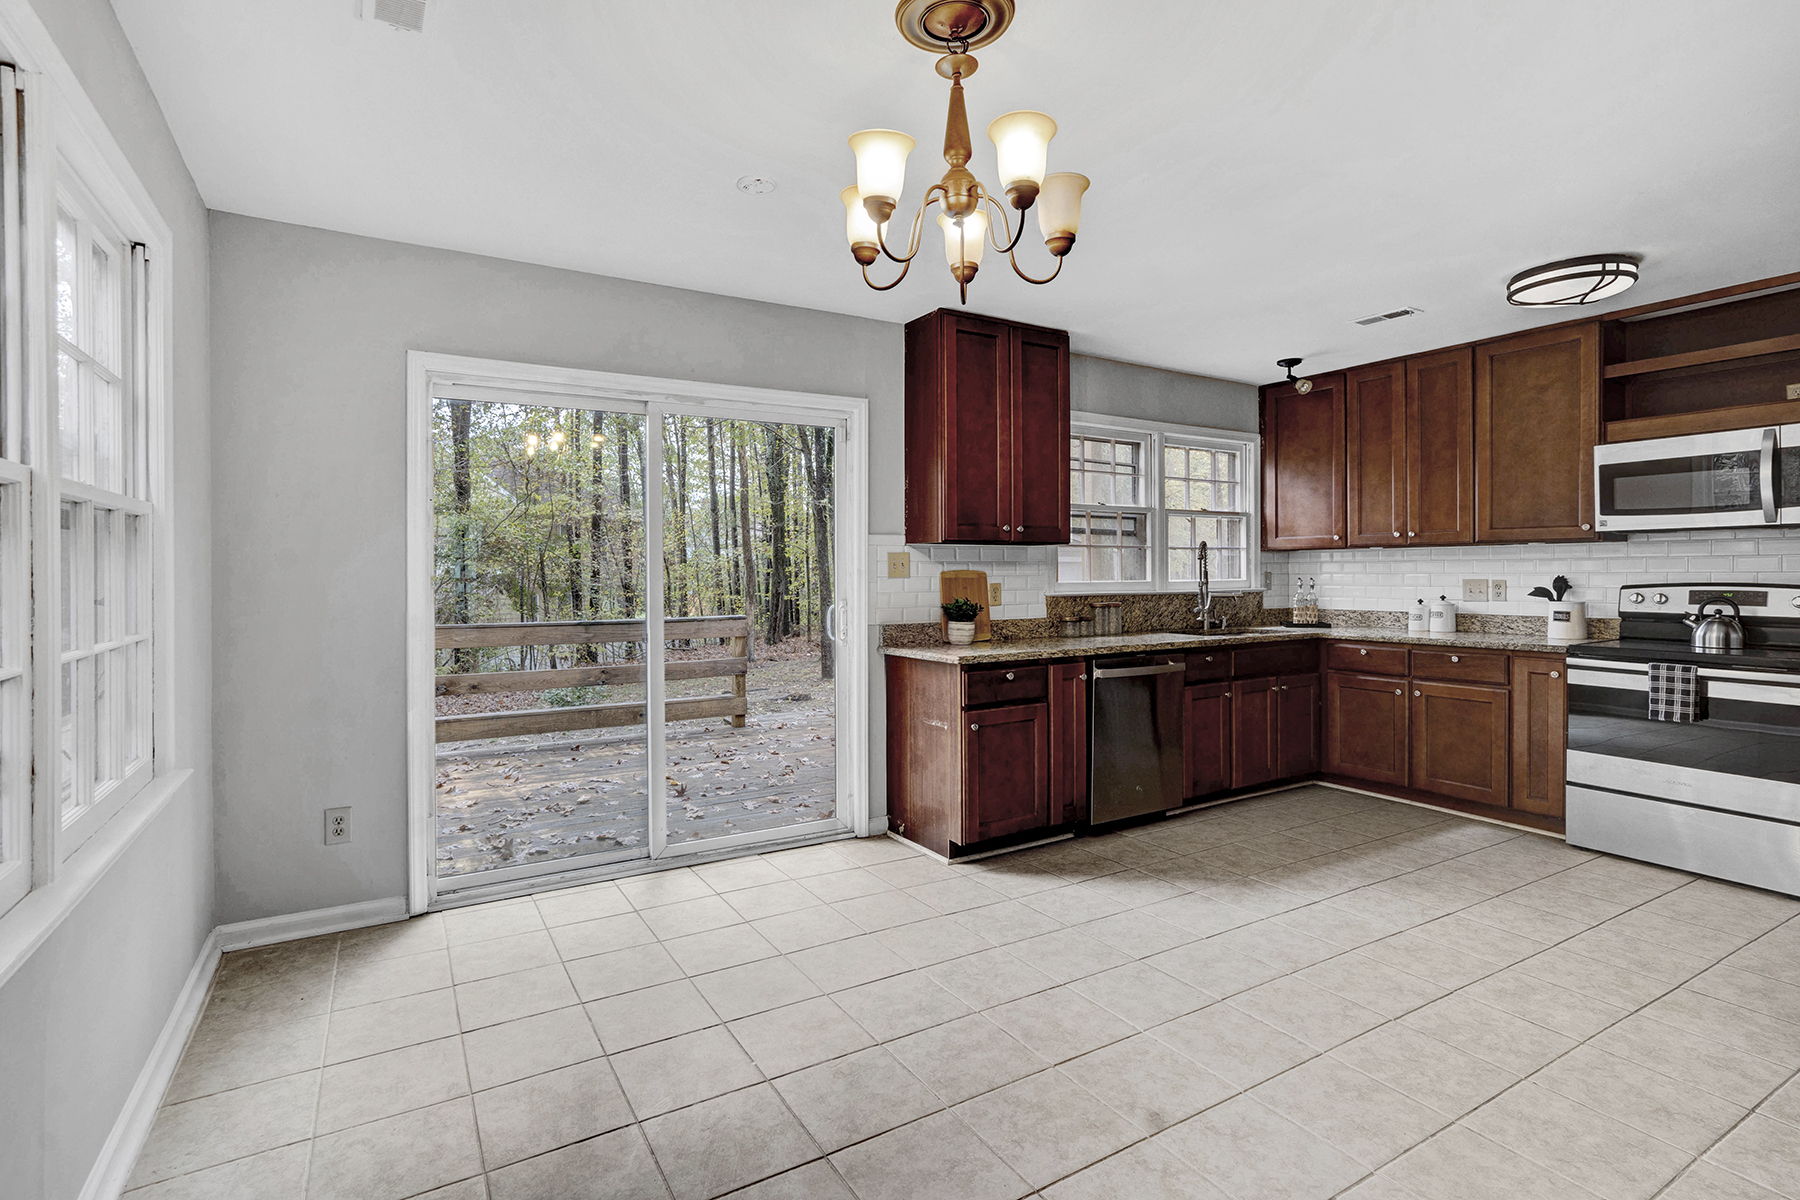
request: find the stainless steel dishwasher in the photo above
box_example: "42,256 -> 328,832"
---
1089,655 -> 1187,824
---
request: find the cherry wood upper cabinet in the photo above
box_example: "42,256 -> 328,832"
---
1406,347 -> 1475,545
1261,374 -> 1346,550
905,309 -> 1070,544
1474,323 -> 1601,542
1345,361 -> 1407,547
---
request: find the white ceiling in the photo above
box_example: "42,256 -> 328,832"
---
111,0 -> 1800,384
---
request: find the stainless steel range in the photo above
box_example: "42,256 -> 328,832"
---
1565,583 -> 1800,896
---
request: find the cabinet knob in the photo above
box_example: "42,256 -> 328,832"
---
1332,535 -> 1341,541
1394,688 -> 1403,695
1004,671 -> 1015,681
1205,655 -> 1214,662
1002,524 -> 1012,532
1414,689 -> 1421,696
1393,532 -> 1401,538
1280,685 -> 1288,691
1359,648 -> 1368,656
1550,670 -> 1560,679
1581,523 -> 1592,531
1078,673 -> 1087,681
1408,531 -> 1416,537
1450,655 -> 1460,663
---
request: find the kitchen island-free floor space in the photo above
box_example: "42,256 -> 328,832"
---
131,786 -> 1800,1199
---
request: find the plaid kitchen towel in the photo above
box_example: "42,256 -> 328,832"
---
1648,662 -> 1700,722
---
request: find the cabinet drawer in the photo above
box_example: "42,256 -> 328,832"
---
964,664 -> 1049,708
1411,649 -> 1509,684
1185,649 -> 1231,683
1232,641 -> 1319,679
1325,642 -> 1409,676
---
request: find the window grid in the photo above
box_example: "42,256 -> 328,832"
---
1059,424 -> 1258,593
0,468 -> 27,915
53,191 -> 152,852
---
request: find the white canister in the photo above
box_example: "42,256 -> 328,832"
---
1546,600 -> 1588,642
1428,597 -> 1458,634
1406,601 -> 1429,634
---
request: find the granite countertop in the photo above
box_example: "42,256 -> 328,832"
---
880,625 -> 1581,664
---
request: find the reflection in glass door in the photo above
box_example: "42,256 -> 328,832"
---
427,390 -> 849,896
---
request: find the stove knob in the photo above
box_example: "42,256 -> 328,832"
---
1791,596 -> 1800,610
1628,592 -> 1645,604
1653,593 -> 1669,606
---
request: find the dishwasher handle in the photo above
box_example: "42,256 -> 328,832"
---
1091,661 -> 1186,680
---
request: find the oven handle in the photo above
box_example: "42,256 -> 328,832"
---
1762,426 -> 1778,523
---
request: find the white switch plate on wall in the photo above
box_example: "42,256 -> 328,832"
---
886,551 -> 911,579
1462,578 -> 1490,602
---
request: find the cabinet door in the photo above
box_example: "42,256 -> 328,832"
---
1345,361 -> 1407,547
1325,671 -> 1409,786
1510,656 -> 1567,819
1010,324 -> 1072,543
1474,323 -> 1600,542
1049,662 -> 1089,824
1184,682 -> 1231,799
962,702 -> 1051,843
1231,676 -> 1280,790
1406,347 -> 1474,545
905,311 -> 1013,543
1261,375 -> 1346,550
1276,673 -> 1320,779
1410,680 -> 1510,807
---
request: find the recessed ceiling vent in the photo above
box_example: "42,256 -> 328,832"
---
1352,306 -> 1424,327
362,0 -> 427,32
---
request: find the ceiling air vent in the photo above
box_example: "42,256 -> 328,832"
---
1352,306 -> 1424,327
362,0 -> 427,32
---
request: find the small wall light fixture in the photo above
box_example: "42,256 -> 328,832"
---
1277,358 -> 1313,394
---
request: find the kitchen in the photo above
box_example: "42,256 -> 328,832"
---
11,2 -> 1800,1199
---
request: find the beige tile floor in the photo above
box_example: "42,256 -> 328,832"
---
126,786 -> 1800,1200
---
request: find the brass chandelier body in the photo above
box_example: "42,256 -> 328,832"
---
843,0 -> 1089,304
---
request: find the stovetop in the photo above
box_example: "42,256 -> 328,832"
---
1573,638 -> 1800,672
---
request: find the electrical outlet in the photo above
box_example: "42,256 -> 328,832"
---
325,807 -> 352,845
1462,578 -> 1490,603
1489,579 -> 1508,601
885,551 -> 910,579
1788,383 -> 1800,401
988,582 -> 1003,606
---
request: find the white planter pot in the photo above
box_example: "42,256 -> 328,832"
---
1546,600 -> 1588,642
946,621 -> 976,645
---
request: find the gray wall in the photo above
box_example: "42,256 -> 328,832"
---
209,213 -> 1258,923
0,0 -> 213,1196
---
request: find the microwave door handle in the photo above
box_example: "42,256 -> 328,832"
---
1762,427 -> 1778,523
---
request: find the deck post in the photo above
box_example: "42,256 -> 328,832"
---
728,632 -> 749,728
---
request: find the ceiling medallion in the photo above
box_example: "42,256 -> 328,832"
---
1507,254 -> 1642,307
842,0 -> 1089,304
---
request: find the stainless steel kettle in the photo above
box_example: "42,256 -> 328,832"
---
1684,598 -> 1746,651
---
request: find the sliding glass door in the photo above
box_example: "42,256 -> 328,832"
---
425,383 -> 852,898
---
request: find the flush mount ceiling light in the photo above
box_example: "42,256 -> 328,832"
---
842,0 -> 1089,304
1506,254 -> 1642,307
1277,358 -> 1313,394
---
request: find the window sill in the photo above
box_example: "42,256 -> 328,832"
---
0,767 -> 196,990
1048,583 -> 1256,596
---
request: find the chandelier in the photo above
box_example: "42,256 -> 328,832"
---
842,0 -> 1089,304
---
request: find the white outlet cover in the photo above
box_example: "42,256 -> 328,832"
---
325,806 -> 352,845
1490,579 -> 1508,601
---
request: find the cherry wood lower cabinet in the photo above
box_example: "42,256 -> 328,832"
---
1184,682 -> 1231,798
1325,672 -> 1410,787
1409,680 -> 1510,808
1183,672 -> 1319,799
1049,662 -> 1090,826
962,703 -> 1051,843
1276,674 -> 1321,779
1510,655 -> 1568,818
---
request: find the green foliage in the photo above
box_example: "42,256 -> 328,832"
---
542,686 -> 603,708
942,597 -> 984,622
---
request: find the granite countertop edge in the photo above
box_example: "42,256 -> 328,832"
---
879,626 -> 1581,664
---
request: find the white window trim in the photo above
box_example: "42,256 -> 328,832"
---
0,0 -> 179,961
1053,410 -> 1262,597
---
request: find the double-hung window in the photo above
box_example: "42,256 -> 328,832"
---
1058,417 -> 1259,593
52,177 -> 153,857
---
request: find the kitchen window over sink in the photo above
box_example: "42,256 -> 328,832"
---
1058,415 -> 1259,594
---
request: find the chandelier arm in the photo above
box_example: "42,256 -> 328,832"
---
875,187 -> 946,264
1005,248 -> 1065,286
981,192 -> 1031,255
861,256 -> 916,291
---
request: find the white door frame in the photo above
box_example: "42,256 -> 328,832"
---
405,352 -> 871,913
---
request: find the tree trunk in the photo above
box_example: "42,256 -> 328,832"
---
448,401 -> 477,671
763,428 -> 791,645
706,420 -> 723,614
616,414 -> 638,614
801,426 -> 835,679
735,433 -> 756,636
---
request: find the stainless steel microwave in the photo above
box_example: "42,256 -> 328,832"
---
1594,424 -> 1800,531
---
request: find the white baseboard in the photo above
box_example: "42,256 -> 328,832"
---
77,928 -> 221,1200
215,896 -> 409,952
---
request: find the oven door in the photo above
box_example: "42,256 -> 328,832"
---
1565,655 -> 1800,896
1594,425 -> 1800,532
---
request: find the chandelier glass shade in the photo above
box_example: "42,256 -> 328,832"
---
844,2 -> 1088,303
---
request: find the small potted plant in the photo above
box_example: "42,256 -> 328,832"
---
1528,574 -> 1587,642
942,597 -> 983,645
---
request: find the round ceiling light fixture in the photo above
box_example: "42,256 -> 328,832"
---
735,176 -> 778,195
1506,254 -> 1641,307
1277,358 -> 1313,394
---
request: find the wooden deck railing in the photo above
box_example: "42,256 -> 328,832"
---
434,616 -> 750,743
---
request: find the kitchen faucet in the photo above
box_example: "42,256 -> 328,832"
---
1194,542 -> 1221,630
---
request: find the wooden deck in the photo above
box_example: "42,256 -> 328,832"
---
433,702 -> 836,877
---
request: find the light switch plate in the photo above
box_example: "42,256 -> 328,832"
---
886,551 -> 911,579
989,582 -> 1003,606
1489,579 -> 1508,601
1787,383 -> 1800,401
1462,578 -> 1490,602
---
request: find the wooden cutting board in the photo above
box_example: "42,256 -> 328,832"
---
939,569 -> 992,642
